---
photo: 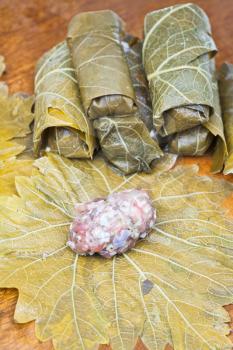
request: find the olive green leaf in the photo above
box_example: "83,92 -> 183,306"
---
143,4 -> 216,129
0,83 -> 34,161
168,125 -> 214,155
143,3 -> 227,170
93,36 -> 162,175
33,41 -> 95,158
67,10 -> 136,119
0,55 -> 6,76
0,153 -> 233,350
94,115 -> 162,175
219,63 -> 233,175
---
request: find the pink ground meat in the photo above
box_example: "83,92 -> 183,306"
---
67,189 -> 155,258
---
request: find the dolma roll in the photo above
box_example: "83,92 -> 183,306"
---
94,36 -> 162,175
34,41 -> 95,158
143,3 -> 226,171
67,10 -> 137,119
168,126 -> 214,156
219,63 -> 233,174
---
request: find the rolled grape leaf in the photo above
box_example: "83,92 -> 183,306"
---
94,116 -> 162,175
33,41 -> 95,158
46,127 -> 91,159
94,36 -> 162,175
122,35 -> 154,131
219,63 -> 233,175
169,125 -> 214,155
207,83 -> 227,173
0,55 -> 5,76
0,153 -> 233,350
67,10 -> 136,119
143,3 -> 227,167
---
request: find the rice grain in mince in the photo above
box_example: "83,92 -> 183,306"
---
67,189 -> 156,258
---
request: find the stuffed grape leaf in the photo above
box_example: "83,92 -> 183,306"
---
122,35 -> 154,132
93,36 -> 162,175
33,41 -> 95,158
0,153 -> 233,350
219,63 -> 233,174
143,3 -> 227,171
67,10 -> 136,119
94,116 -> 162,175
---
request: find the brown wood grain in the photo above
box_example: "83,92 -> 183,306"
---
0,0 -> 233,349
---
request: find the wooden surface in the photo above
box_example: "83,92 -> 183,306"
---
0,0 -> 233,349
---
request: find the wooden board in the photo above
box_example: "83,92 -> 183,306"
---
0,0 -> 232,349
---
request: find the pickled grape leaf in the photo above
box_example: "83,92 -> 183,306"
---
0,82 -> 34,161
0,138 -> 25,161
93,36 -> 162,175
122,36 -> 154,132
0,158 -> 34,195
207,86 -> 227,173
219,63 -> 233,174
33,41 -> 95,158
143,3 -> 216,132
0,153 -> 233,350
0,59 -> 34,184
14,131 -> 34,160
143,3 -> 227,170
169,125 -> 214,156
0,55 -> 5,76
94,115 -> 162,175
67,10 -> 136,119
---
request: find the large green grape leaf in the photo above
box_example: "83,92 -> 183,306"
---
0,154 -> 233,350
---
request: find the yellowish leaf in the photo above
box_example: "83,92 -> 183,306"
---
0,158 -> 34,195
0,83 -> 34,160
0,55 -> 5,76
0,154 -> 233,350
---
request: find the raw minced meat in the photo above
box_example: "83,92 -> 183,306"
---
67,189 -> 155,258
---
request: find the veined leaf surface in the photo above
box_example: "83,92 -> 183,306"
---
0,158 -> 34,195
34,41 -> 95,158
0,57 -> 35,194
0,154 -> 233,350
67,10 -> 136,119
93,35 -> 162,175
219,63 -> 233,175
0,82 -> 34,160
143,3 -> 227,171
